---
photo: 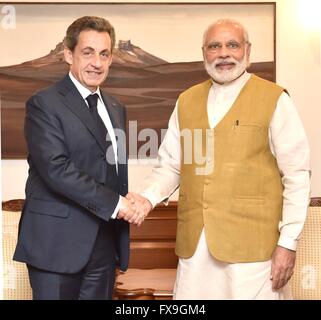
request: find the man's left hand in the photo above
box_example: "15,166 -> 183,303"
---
270,245 -> 296,291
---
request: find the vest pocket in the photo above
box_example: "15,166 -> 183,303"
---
232,165 -> 263,199
229,124 -> 267,162
177,194 -> 192,222
233,123 -> 263,132
232,196 -> 266,205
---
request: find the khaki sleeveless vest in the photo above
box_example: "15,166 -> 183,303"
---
177,74 -> 285,263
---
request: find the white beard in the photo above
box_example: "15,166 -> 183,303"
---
204,55 -> 249,84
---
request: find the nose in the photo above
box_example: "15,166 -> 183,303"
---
218,44 -> 230,58
91,52 -> 103,68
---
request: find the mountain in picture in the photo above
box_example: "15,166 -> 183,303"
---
0,40 -> 275,158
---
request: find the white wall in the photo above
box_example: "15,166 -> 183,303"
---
276,0 -> 321,197
1,0 -> 321,199
0,159 -> 180,199
1,160 -> 29,200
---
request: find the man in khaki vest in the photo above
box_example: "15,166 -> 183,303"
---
127,19 -> 310,299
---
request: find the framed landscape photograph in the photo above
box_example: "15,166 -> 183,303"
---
0,2 -> 276,158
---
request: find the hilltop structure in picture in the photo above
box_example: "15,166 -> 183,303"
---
0,39 -> 274,158
0,3 -> 275,158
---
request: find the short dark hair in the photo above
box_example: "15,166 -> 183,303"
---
64,16 -> 116,51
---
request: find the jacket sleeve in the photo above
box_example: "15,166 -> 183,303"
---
25,93 -> 120,221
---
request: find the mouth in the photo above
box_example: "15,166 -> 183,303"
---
86,71 -> 103,77
215,62 -> 236,71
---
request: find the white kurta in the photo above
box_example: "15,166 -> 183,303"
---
138,72 -> 311,299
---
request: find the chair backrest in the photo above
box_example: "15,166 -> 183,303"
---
2,198 -> 321,300
290,199 -> 321,299
2,200 -> 32,300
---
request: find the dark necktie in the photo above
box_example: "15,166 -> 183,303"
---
86,94 -> 118,180
86,93 -> 107,142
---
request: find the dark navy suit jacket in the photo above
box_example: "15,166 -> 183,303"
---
14,75 -> 129,273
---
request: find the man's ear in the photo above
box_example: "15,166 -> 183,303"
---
64,47 -> 73,65
201,47 -> 206,62
246,43 -> 252,62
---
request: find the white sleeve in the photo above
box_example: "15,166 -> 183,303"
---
269,92 -> 311,251
137,102 -> 181,207
110,196 -> 121,219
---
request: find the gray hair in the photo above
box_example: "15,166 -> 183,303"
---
202,19 -> 250,45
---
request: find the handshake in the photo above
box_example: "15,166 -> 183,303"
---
117,192 -> 153,227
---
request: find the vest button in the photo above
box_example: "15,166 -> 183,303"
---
203,203 -> 208,209
205,179 -> 211,185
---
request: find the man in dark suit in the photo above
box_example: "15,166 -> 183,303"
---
13,16 -> 141,300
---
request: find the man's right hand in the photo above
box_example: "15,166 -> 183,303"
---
117,196 -> 141,225
125,192 -> 153,227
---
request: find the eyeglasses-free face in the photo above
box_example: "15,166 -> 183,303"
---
64,29 -> 113,92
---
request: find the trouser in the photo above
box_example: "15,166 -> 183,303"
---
174,229 -> 292,300
27,221 -> 116,300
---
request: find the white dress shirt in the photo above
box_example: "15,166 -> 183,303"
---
139,71 -> 311,251
69,72 -> 121,218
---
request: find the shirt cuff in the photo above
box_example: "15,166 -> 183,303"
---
110,196 -> 121,219
277,234 -> 298,251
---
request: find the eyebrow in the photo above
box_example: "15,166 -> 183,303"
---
81,47 -> 110,53
207,39 -> 240,43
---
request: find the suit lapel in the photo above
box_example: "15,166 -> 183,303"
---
56,75 -> 106,152
101,94 -> 122,131
101,93 -> 127,180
